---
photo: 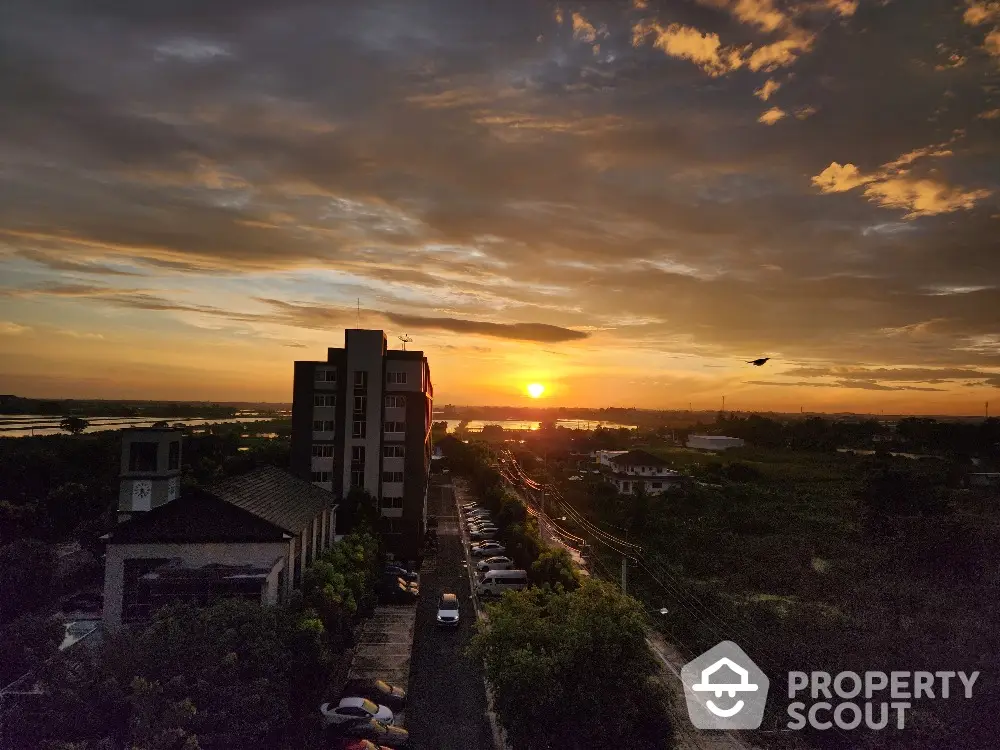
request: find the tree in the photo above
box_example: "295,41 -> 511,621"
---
469,581 -> 672,750
4,599 -> 332,749
0,539 -> 56,622
0,612 -> 64,684
530,548 -> 579,591
58,417 -> 89,436
337,488 -> 380,534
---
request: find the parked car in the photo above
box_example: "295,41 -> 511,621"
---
328,739 -> 385,750
477,569 -> 530,597
321,697 -> 394,726
464,508 -> 492,518
330,719 -> 410,748
469,528 -> 499,541
382,577 -> 419,603
341,678 -> 407,712
476,556 -> 514,573
470,541 -> 506,557
436,592 -> 460,627
384,563 -> 418,582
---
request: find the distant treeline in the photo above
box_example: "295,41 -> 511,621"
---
711,413 -> 1000,457
0,396 -> 288,418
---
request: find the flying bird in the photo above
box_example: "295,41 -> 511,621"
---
746,357 -> 771,366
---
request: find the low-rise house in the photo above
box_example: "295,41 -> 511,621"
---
101,429 -> 336,631
605,450 -> 686,495
686,435 -> 745,451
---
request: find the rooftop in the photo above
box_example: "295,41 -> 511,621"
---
609,449 -> 671,468
104,466 -> 336,544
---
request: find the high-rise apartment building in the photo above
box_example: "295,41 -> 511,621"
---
290,329 -> 433,558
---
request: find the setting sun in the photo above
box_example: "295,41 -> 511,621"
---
526,383 -> 546,399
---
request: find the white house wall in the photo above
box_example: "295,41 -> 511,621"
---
103,541 -> 289,630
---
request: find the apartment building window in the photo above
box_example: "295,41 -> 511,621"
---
353,370 -> 368,391
382,445 -> 405,458
311,471 -> 331,483
315,368 -> 337,382
385,395 -> 406,408
353,395 -> 367,414
313,420 -> 336,431
384,421 -> 405,433
382,471 -> 404,483
313,394 -> 336,407
312,445 -> 334,458
350,470 -> 365,488
167,441 -> 180,471
351,446 -> 366,464
352,420 -> 367,438
386,371 -> 407,385
381,497 -> 404,510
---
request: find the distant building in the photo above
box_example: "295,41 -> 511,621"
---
290,329 -> 433,559
604,449 -> 686,495
686,435 -> 745,451
101,430 -> 336,631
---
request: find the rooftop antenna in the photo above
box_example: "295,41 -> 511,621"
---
356,298 -> 361,328
399,334 -> 412,351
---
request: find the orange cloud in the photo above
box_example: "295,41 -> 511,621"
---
758,107 -> 787,125
862,177 -> 992,219
754,78 -> 781,100
747,31 -> 815,71
632,21 -> 744,76
811,133 -> 991,217
963,1 -> 1000,25
572,12 -> 599,42
811,162 -> 874,192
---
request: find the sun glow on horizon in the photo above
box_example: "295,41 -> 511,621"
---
526,382 -> 546,398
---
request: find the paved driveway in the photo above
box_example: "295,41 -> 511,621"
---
405,482 -> 495,750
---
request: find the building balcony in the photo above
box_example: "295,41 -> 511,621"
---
312,481 -> 333,492
384,430 -> 405,442
382,457 -> 404,472
314,380 -> 337,390
311,457 -> 334,471
312,431 -> 335,441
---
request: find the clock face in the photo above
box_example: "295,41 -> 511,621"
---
132,480 -> 152,510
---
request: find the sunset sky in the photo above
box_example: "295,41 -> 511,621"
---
1,0 -> 999,414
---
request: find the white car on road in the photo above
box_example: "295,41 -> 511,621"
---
320,697 -> 394,726
476,556 -> 514,573
470,541 -> 506,557
436,592 -> 460,627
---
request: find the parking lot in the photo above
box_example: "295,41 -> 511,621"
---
405,481 -> 495,750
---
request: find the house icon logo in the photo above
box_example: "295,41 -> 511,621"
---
681,641 -> 769,729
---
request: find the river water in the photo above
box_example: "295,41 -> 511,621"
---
0,414 -> 288,438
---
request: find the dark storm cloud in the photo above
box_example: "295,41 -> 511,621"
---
746,379 -> 947,392
0,0 -> 998,368
383,313 -> 588,342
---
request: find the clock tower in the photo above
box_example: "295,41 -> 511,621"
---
118,427 -> 183,522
